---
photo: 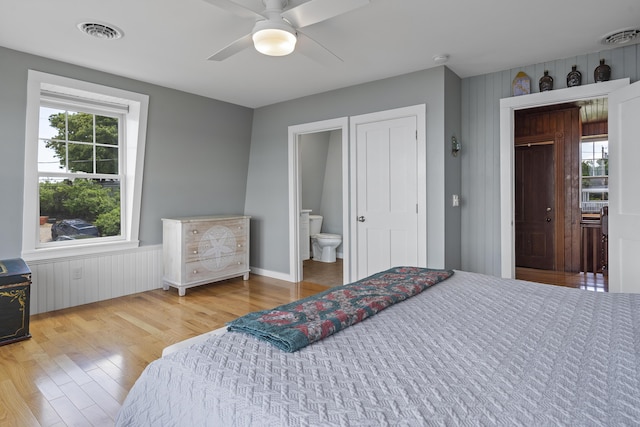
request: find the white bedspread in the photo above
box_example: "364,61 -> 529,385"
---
116,271 -> 640,426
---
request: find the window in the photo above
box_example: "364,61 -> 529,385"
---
38,104 -> 123,245
580,138 -> 608,213
22,71 -> 149,260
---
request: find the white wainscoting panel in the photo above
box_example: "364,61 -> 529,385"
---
27,245 -> 163,315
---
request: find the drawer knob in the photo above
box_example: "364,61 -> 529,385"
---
237,261 -> 241,265
237,244 -> 242,248
193,269 -> 198,274
193,230 -> 198,234
193,250 -> 198,254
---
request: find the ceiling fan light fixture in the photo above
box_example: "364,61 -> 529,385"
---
252,25 -> 297,56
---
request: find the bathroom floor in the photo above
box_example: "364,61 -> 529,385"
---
302,258 -> 343,287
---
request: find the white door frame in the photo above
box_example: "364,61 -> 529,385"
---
350,104 -> 427,281
288,117 -> 349,283
499,78 -> 629,279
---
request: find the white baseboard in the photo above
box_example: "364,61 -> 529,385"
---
249,266 -> 294,283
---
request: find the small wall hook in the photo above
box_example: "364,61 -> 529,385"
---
451,136 -> 461,157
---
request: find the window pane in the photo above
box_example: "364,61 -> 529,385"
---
96,115 -> 119,145
96,146 -> 118,174
581,146 -> 592,161
580,139 -> 608,213
39,178 -> 121,244
67,142 -> 94,173
38,140 -> 65,172
594,140 -> 608,158
39,107 -> 65,140
67,111 -> 94,143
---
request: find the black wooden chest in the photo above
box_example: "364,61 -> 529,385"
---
0,258 -> 31,345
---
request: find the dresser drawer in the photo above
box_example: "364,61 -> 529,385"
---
185,231 -> 248,263
185,257 -> 247,283
183,219 -> 247,242
185,236 -> 248,262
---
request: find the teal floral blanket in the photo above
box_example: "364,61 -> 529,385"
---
226,266 -> 454,352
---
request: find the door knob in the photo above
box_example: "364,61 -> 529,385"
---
358,216 -> 366,222
546,217 -> 551,222
546,207 -> 552,212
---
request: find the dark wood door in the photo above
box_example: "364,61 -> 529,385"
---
515,144 -> 555,270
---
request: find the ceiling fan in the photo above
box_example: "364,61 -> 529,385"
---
203,0 -> 370,61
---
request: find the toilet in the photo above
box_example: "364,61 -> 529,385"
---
308,215 -> 342,263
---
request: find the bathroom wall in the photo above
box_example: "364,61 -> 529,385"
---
319,130 -> 343,246
300,132 -> 330,213
300,129 -> 343,255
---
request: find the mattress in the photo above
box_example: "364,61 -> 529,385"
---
116,271 -> 640,426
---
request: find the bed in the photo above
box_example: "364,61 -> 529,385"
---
116,268 -> 640,426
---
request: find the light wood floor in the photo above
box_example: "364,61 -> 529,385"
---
302,258 -> 343,287
0,275 -> 329,427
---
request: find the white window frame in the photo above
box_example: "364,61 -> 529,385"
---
22,70 -> 149,261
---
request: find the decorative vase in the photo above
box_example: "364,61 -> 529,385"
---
539,70 -> 553,92
594,59 -> 611,82
566,65 -> 582,87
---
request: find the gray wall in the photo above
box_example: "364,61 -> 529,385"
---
244,66 -> 462,275
320,130 -> 343,239
0,46 -> 253,259
461,44 -> 640,277
300,132 -> 330,214
444,67 -> 463,270
300,130 -> 343,239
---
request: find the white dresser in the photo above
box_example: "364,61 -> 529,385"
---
162,215 -> 250,296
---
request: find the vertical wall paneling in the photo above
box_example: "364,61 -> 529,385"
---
462,44 -> 639,277
484,74 -> 496,273
28,245 -> 162,315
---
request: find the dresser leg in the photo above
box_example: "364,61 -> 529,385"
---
178,287 -> 186,296
243,272 -> 249,280
162,282 -> 169,291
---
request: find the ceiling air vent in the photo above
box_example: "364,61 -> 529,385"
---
77,22 -> 123,40
600,28 -> 640,46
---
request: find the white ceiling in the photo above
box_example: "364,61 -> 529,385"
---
1,0 -> 638,108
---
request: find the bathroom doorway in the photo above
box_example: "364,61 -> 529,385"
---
288,117 -> 349,286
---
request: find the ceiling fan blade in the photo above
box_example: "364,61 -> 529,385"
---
202,0 -> 264,20
207,33 -> 254,61
296,31 -> 343,64
282,0 -> 369,29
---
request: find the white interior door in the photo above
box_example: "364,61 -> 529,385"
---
353,114 -> 419,279
608,80 -> 640,293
